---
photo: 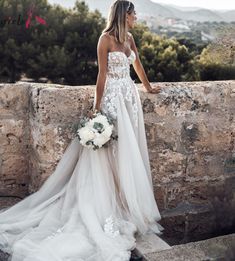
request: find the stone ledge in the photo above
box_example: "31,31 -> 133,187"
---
145,233 -> 235,261
136,233 -> 171,260
0,81 -> 234,242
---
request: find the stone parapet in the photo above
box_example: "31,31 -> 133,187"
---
0,80 -> 234,242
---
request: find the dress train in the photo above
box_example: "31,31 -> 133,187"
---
0,50 -> 163,261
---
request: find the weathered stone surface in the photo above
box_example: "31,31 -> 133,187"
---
160,201 -> 216,244
142,81 -> 235,241
145,233 -> 235,261
28,84 -> 94,192
0,197 -> 22,209
0,81 -> 234,242
0,83 -> 30,117
0,84 -> 30,198
136,233 -> 171,256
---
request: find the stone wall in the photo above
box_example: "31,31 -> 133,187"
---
0,84 -> 30,198
0,81 -> 234,243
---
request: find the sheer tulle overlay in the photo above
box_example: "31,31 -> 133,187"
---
0,50 -> 163,261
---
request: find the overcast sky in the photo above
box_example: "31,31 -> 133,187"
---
152,0 -> 235,10
48,0 -> 235,11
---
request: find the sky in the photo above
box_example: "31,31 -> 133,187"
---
48,0 -> 235,11
152,0 -> 235,10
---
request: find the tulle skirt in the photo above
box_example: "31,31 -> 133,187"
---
0,78 -> 163,261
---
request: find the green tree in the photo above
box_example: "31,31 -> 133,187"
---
63,2 -> 105,85
199,43 -> 235,80
0,0 -> 105,84
130,24 -> 199,82
0,0 -> 51,82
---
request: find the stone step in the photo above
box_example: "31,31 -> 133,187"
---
135,233 -> 171,260
144,233 -> 235,261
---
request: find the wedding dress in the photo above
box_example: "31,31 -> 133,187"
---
0,49 -> 163,261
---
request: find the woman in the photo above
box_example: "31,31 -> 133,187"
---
0,1 -> 163,260
93,1 -> 161,116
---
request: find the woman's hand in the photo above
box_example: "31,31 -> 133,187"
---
87,108 -> 101,118
145,84 -> 161,94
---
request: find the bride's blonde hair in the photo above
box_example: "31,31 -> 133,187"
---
103,0 -> 135,44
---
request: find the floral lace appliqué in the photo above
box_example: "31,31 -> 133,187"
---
103,215 -> 120,238
45,227 -> 64,240
100,51 -> 138,128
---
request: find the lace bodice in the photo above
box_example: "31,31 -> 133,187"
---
106,50 -> 136,80
99,49 -> 138,125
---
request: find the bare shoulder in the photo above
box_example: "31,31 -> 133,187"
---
99,32 -> 110,40
99,32 -> 113,45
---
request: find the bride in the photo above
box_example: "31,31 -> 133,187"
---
0,1 -> 163,260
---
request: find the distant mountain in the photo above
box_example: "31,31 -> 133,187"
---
218,10 -> 235,22
82,0 -> 235,22
48,0 -> 235,22
161,4 -> 201,12
175,8 -> 224,22
84,0 -> 176,18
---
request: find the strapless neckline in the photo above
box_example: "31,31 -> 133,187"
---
108,49 -> 135,60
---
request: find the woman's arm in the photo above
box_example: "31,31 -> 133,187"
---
94,34 -> 109,112
129,33 -> 161,94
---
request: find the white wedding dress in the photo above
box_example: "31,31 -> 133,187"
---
0,49 -> 163,261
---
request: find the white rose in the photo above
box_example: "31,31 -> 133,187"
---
93,133 -> 110,147
95,115 -> 109,127
102,125 -> 113,138
78,127 -> 95,141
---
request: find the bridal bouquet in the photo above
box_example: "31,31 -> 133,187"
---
76,111 -> 118,150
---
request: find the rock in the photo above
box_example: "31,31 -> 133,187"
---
0,81 -> 234,241
145,233 -> 235,261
